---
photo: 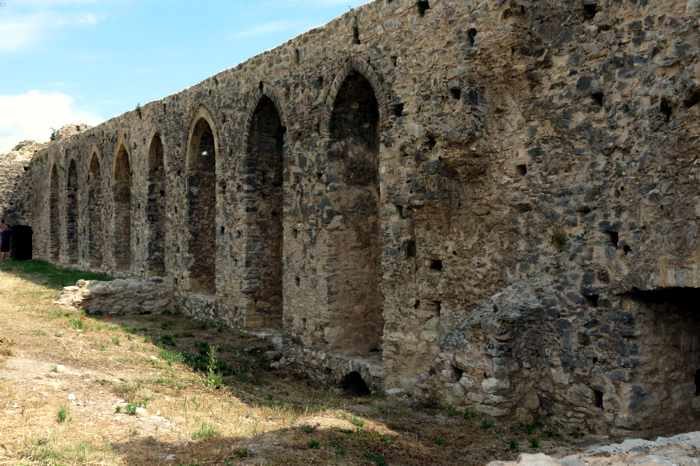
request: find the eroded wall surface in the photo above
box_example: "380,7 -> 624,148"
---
20,0 -> 700,436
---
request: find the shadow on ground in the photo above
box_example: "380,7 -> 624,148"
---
1,261 -> 577,466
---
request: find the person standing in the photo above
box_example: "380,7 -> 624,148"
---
0,222 -> 11,261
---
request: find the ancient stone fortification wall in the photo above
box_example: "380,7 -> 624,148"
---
0,141 -> 43,226
22,0 -> 700,436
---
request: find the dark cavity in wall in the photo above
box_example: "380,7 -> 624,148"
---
327,70 -> 383,356
416,0 -> 430,17
246,96 -> 285,329
147,134 -> 166,276
113,145 -> 132,271
340,371 -> 371,396
467,28 -> 477,47
594,389 -> 604,409
187,118 -> 217,294
10,226 -> 32,261
623,287 -> 700,432
66,160 -> 79,264
49,165 -> 60,261
660,98 -> 673,122
88,154 -> 104,268
583,0 -> 597,20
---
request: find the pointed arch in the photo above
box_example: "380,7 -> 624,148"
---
186,109 -> 218,294
88,151 -> 104,268
245,94 -> 286,327
66,159 -> 79,264
146,132 -> 166,276
49,164 -> 60,261
113,144 -> 132,271
325,68 -> 384,355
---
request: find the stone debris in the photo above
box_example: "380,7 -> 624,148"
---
56,278 -> 173,315
489,432 -> 700,465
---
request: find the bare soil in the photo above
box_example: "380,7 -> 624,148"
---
0,262 -> 580,465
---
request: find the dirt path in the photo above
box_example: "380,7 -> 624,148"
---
0,264 -> 579,465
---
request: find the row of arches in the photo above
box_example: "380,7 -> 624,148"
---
48,69 -> 384,353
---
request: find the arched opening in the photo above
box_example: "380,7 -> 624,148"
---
246,96 -> 285,327
49,165 -> 60,261
66,159 -> 79,264
88,154 -> 104,268
327,70 -> 383,355
113,145 -> 131,271
147,134 -> 166,276
9,225 -> 32,260
187,118 -> 216,294
340,371 -> 371,396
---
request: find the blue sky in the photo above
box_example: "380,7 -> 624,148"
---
0,0 -> 369,152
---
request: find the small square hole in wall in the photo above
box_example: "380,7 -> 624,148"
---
416,0 -> 430,17
516,164 -> 528,176
593,389 -> 604,409
583,0 -> 597,20
430,259 -> 443,271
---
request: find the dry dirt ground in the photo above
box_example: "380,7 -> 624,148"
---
0,261 -> 581,466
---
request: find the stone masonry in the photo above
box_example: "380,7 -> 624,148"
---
2,0 -> 700,437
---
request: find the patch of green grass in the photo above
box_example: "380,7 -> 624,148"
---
205,345 -> 224,389
192,423 -> 219,441
307,439 -> 321,449
232,447 -> 250,459
350,416 -> 365,429
68,317 -> 84,331
111,336 -> 120,346
57,406 -> 68,423
530,437 -> 540,449
509,439 -> 520,452
480,418 -> 495,430
116,401 -> 145,416
434,435 -> 446,446
158,334 -> 176,347
463,408 -> 478,421
159,348 -> 184,365
365,451 -> 387,466
301,424 -> 316,434
0,260 -> 111,289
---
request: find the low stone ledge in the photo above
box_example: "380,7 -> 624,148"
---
56,278 -> 174,315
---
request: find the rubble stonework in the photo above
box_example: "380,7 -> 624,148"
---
56,278 -> 173,315
488,431 -> 700,465
5,0 -> 700,436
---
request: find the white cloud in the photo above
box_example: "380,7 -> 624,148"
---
0,90 -> 102,153
0,11 -> 99,52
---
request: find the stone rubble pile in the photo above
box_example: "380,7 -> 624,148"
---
489,432 -> 700,465
56,278 -> 174,315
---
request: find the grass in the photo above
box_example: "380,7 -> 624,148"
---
0,260 -> 576,465
0,259 -> 111,289
192,423 -> 219,441
57,406 -> 68,423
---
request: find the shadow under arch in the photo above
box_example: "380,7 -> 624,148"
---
241,90 -> 287,329
87,150 -> 104,269
146,131 -> 167,277
322,64 -> 385,356
49,163 -> 61,261
185,106 -> 220,295
66,158 -> 79,264
112,142 -> 132,272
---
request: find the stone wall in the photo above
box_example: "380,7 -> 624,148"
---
14,0 -> 700,436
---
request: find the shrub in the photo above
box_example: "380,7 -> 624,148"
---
57,406 -> 68,423
192,423 -> 219,441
